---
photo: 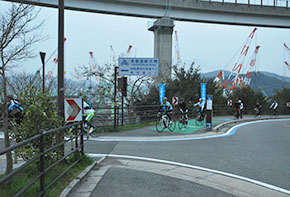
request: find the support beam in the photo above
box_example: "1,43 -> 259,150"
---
149,17 -> 174,83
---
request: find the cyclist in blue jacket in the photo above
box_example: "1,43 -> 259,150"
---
159,97 -> 173,123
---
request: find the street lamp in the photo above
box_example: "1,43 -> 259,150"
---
39,52 -> 46,93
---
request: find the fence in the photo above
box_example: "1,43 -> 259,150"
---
0,122 -> 84,196
93,103 -> 290,128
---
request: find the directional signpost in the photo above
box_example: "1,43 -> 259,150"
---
118,57 -> 159,76
65,98 -> 82,122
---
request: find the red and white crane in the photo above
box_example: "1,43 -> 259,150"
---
215,28 -> 257,90
174,30 -> 181,68
243,45 -> 260,87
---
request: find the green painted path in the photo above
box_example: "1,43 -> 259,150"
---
152,120 -> 220,134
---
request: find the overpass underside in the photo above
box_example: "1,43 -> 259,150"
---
6,0 -> 290,28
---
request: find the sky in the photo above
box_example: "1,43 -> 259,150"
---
1,1 -> 290,80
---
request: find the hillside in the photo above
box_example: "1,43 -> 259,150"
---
201,70 -> 290,96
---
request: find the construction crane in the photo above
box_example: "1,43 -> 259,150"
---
174,30 -> 181,68
283,43 -> 290,87
215,28 -> 257,90
243,46 -> 260,87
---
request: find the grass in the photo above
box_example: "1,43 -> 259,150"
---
103,121 -> 157,132
0,154 -> 93,197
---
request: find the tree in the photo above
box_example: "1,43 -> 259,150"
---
10,92 -> 62,161
0,2 -> 45,174
271,88 -> 290,114
201,77 -> 226,106
75,61 -> 152,107
133,62 -> 206,120
166,63 -> 201,103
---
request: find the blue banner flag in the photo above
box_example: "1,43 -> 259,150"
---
159,84 -> 165,104
201,83 -> 206,106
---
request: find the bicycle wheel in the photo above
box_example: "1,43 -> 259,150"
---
156,119 -> 164,133
178,120 -> 183,130
178,119 -> 186,130
89,119 -> 105,137
195,118 -> 201,126
168,119 -> 176,132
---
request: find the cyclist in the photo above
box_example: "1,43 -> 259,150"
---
239,99 -> 244,119
269,100 -> 278,116
83,101 -> 95,123
255,102 -> 262,118
194,98 -> 205,121
159,97 -> 173,124
233,99 -> 241,119
178,98 -> 188,124
7,95 -> 24,124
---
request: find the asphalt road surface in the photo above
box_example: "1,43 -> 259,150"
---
85,120 -> 290,191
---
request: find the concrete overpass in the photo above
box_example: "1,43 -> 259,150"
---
4,0 -> 290,82
6,0 -> 290,28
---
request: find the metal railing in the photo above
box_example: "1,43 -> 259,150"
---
92,104 -> 290,128
202,0 -> 289,8
0,122 -> 84,196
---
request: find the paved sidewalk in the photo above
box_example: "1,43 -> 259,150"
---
69,157 -> 289,197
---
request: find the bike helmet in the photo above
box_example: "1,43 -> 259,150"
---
162,97 -> 167,101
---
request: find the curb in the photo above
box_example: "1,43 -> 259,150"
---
214,116 -> 290,131
60,156 -> 106,197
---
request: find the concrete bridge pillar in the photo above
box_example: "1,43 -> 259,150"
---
148,17 -> 174,83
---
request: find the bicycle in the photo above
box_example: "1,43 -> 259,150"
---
195,110 -> 205,126
269,108 -> 277,118
254,108 -> 261,118
233,108 -> 240,119
178,112 -> 188,130
83,117 -> 105,138
156,112 -> 176,133
65,117 -> 105,140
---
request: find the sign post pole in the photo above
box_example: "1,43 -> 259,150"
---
206,95 -> 213,130
114,67 -> 118,131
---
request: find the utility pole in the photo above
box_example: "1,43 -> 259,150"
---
114,67 -> 118,131
40,52 -> 46,93
58,0 -> 65,118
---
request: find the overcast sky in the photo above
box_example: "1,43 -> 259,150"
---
1,1 -> 290,80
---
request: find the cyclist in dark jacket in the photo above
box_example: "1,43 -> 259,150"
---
178,98 -> 188,124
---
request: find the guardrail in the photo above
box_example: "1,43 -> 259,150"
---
0,122 -> 84,196
201,0 -> 289,8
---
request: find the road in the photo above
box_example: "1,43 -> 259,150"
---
1,118 -> 289,196
84,119 -> 290,194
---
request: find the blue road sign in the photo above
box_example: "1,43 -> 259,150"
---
118,57 -> 159,76
206,95 -> 213,110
